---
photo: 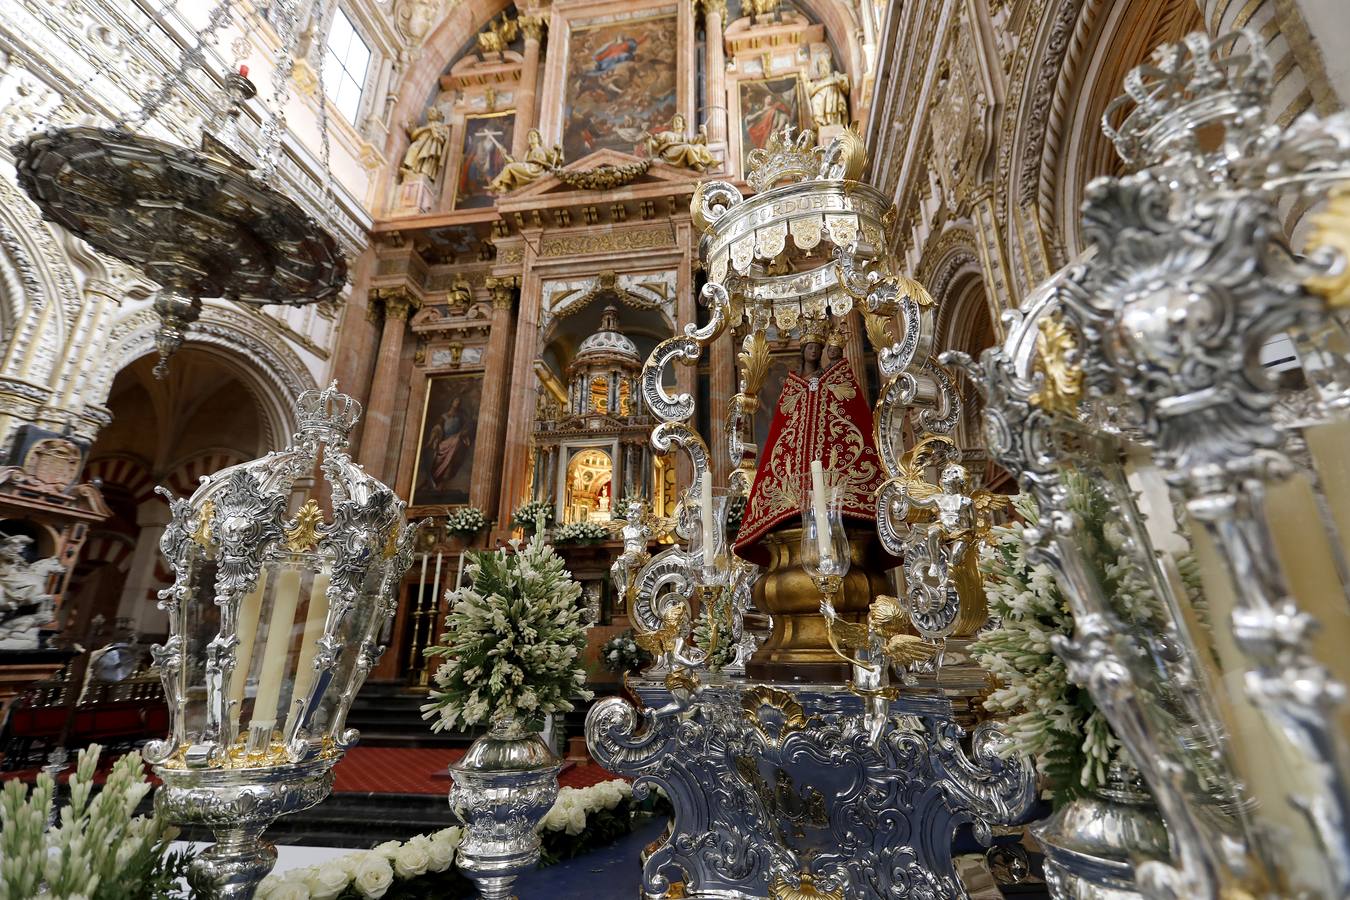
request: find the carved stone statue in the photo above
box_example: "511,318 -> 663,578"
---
744,0 -> 780,18
808,59 -> 850,128
400,107 -> 450,182
488,129 -> 563,194
0,535 -> 63,650
644,114 -> 716,171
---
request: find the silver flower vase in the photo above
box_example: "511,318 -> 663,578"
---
1032,766 -> 1170,899
449,716 -> 562,899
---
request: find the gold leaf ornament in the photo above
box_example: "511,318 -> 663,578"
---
1307,181 -> 1350,309
285,499 -> 324,553
1029,314 -> 1083,416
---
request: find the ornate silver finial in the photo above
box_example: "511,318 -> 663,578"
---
745,124 -> 820,192
1103,30 -> 1272,169
295,381 -> 362,443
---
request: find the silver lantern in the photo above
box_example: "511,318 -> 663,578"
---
146,383 -> 424,898
949,29 -> 1350,900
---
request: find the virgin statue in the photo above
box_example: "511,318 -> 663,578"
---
488,129 -> 563,194
400,107 -> 450,182
732,315 -> 896,678
644,115 -> 716,171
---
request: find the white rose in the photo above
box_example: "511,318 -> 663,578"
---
269,883 -> 311,900
333,853 -> 365,878
393,840 -> 430,879
256,874 -> 285,900
431,826 -> 462,848
352,852 -> 395,899
426,836 -> 456,873
304,864 -> 349,900
373,840 -> 402,860
565,804 -> 587,836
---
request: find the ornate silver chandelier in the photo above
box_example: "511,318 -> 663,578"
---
10,0 -> 346,377
147,383 -> 424,897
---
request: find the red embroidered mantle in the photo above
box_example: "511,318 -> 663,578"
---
732,358 -> 889,566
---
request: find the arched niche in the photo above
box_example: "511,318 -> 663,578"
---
564,446 -> 614,524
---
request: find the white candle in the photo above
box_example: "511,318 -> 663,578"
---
249,566 -> 302,739
455,549 -> 466,591
700,476 -> 714,566
229,569 -> 268,731
284,567 -> 331,737
810,459 -> 831,563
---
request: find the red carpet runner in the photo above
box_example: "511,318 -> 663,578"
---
330,746 -> 622,795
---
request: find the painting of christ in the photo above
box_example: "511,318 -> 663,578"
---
563,15 -> 678,160
739,76 -> 805,171
411,374 -> 483,507
454,113 -> 514,209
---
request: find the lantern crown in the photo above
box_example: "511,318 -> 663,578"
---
296,381 -> 362,444
1103,30 -> 1272,169
746,125 -> 821,193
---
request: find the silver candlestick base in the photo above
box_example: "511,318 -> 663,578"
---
155,759 -> 336,899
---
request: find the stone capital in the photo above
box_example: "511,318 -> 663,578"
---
699,0 -> 728,24
370,286 -> 421,322
520,14 -> 547,42
486,275 -> 519,310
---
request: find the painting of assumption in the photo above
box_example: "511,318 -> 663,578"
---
563,15 -> 678,160
740,76 -> 804,170
455,113 -> 515,209
412,375 -> 483,507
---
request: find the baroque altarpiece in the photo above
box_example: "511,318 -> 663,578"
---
361,0 -> 868,684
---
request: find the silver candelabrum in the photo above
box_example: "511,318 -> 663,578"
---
147,383 -> 424,898
949,29 -> 1350,899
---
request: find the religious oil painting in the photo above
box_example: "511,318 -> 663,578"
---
411,374 -> 483,507
739,76 -> 805,171
454,112 -> 515,209
562,14 -> 679,160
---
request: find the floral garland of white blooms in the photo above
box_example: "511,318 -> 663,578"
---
551,520 -> 610,544
511,499 -> 555,531
253,781 -> 636,899
444,507 -> 488,535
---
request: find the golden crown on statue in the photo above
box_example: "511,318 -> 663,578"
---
745,125 -> 821,192
1103,30 -> 1273,168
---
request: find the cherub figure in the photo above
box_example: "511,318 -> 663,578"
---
898,460 -> 1008,580
820,594 -> 935,743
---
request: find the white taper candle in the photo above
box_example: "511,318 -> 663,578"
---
249,565 -> 302,739
700,476 -> 714,566
811,459 -> 831,563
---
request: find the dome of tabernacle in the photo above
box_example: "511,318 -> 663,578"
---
574,306 -> 639,364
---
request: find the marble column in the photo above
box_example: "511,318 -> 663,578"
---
474,277 -> 518,523
359,287 -> 419,483
498,238 -> 543,527
513,14 -> 547,158
119,499 -> 172,636
700,0 -> 729,147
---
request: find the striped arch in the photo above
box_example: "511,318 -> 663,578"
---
163,449 -> 251,499
82,454 -> 157,508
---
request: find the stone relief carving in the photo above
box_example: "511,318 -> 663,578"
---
0,535 -> 63,650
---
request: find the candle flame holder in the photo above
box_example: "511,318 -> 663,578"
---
147,383 -> 425,898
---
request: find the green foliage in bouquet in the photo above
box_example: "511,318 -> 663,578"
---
422,530 -> 593,732
970,474 -> 1185,806
0,744 -> 193,900
692,595 -> 736,672
511,500 -> 555,532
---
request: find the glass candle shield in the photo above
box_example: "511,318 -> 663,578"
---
688,486 -> 731,587
800,488 -> 850,582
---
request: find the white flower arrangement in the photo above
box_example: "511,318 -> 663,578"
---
599,630 -> 651,675
0,744 -> 189,900
537,779 -> 635,836
254,827 -> 463,900
511,499 -> 555,531
251,780 -> 639,899
551,520 -> 610,545
423,530 -> 593,731
444,507 -> 488,536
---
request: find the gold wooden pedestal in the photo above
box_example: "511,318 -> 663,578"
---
745,528 -> 895,681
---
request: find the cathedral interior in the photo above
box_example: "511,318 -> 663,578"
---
2,0 -> 1350,898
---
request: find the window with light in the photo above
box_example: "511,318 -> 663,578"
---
323,8 -> 370,125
